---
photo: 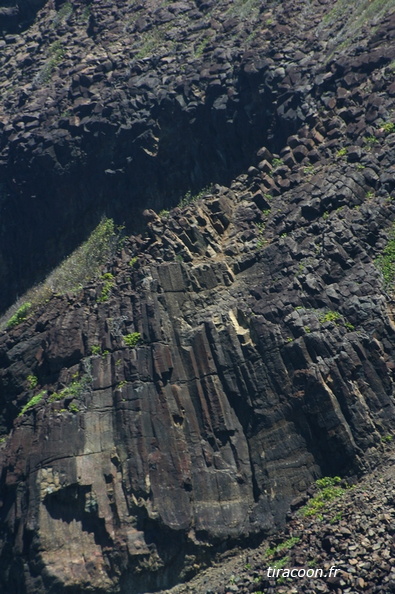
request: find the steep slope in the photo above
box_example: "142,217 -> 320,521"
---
0,0 -> 395,592
158,443 -> 395,594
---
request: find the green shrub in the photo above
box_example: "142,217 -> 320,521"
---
376,222 -> 395,287
265,537 -> 300,558
27,375 -> 38,389
301,476 -> 345,517
49,375 -> 90,403
19,390 -> 46,416
97,273 -> 115,302
6,302 -> 32,329
123,332 -> 141,347
382,122 -> 395,134
319,311 -> 342,324
381,434 -> 393,443
364,135 -> 378,146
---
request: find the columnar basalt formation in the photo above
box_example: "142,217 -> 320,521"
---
0,0 -> 395,592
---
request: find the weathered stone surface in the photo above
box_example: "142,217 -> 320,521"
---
0,0 -> 395,592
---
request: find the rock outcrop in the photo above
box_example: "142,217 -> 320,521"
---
0,0 -> 395,592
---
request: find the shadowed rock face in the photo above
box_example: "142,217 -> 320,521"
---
0,0 -> 395,592
0,0 -> 47,32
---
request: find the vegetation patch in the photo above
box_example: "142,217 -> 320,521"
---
226,0 -> 261,20
265,537 -> 300,558
318,310 -> 342,324
97,273 -> 115,303
178,186 -> 212,209
6,302 -> 32,329
52,2 -> 73,27
27,375 -> 38,389
0,218 -> 120,332
376,222 -> 395,288
301,476 -> 346,518
49,375 -> 91,403
19,391 -> 46,416
123,332 -> 141,347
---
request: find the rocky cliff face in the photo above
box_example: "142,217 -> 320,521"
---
0,0 -> 395,592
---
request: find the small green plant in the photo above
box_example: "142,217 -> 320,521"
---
301,476 -> 345,517
27,375 -> 38,389
159,209 -> 170,219
36,40 -> 65,83
262,209 -> 271,217
286,337 -> 293,343
194,37 -> 209,57
68,402 -> 79,413
19,390 -> 46,416
356,163 -> 365,170
178,186 -> 211,208
297,262 -> 305,274
49,375 -> 90,403
280,232 -> 288,238
344,321 -> 355,331
123,332 -> 141,347
316,476 -> 341,489
6,302 -> 32,329
376,222 -> 395,287
304,326 -> 311,333
381,434 -> 393,443
323,211 -> 329,219
272,157 -> 284,168
364,135 -> 378,147
257,238 -> 267,248
336,147 -> 348,157
265,537 -> 300,558
263,193 -> 272,201
129,257 -> 138,267
366,190 -> 374,199
382,122 -> 395,134
117,380 -> 128,389
303,165 -> 316,175
273,556 -> 289,570
82,4 -> 91,20
330,512 -> 343,524
97,273 -> 115,303
91,345 -> 101,355
318,311 -> 342,324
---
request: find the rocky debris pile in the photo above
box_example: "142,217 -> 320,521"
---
159,444 -> 395,594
